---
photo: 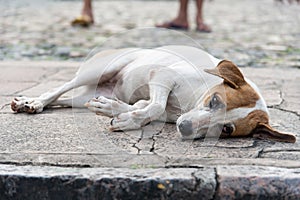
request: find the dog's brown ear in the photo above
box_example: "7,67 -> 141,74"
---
204,60 -> 246,89
252,123 -> 296,143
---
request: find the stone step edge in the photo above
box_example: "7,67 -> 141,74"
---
0,164 -> 299,199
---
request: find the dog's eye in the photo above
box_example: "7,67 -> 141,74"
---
209,95 -> 218,109
222,123 -> 234,136
209,94 -> 223,110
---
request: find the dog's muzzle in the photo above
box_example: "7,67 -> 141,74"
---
177,120 -> 193,136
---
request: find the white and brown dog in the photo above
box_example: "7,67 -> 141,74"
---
11,46 -> 296,143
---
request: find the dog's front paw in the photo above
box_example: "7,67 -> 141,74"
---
110,112 -> 145,131
85,96 -> 131,117
11,97 -> 44,114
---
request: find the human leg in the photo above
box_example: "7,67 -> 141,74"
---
156,0 -> 190,30
71,0 -> 94,27
195,0 -> 211,32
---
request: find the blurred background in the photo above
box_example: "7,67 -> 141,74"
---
0,0 -> 299,69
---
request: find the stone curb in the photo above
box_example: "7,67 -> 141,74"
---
216,166 -> 300,200
0,164 -> 299,199
0,164 -> 216,200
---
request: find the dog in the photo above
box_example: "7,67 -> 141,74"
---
11,45 -> 296,143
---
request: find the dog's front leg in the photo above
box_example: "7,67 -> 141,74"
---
110,83 -> 172,131
85,96 -> 150,117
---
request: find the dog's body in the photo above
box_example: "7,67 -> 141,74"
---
11,46 -> 295,142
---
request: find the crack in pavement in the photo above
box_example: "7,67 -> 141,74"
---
267,89 -> 300,117
12,67 -> 60,96
39,67 -> 60,82
263,148 -> 300,153
0,161 -> 92,168
212,167 -> 219,200
191,168 -> 217,200
132,129 -> 161,155
131,129 -> 143,154
12,81 -> 41,96
0,103 -> 11,111
149,130 -> 161,154
132,142 -> 142,155
270,106 -> 300,117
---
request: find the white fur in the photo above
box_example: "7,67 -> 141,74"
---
225,98 -> 268,121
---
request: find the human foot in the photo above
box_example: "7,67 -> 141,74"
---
196,22 -> 212,33
156,18 -> 189,30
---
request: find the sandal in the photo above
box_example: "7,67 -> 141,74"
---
71,15 -> 94,27
156,22 -> 189,30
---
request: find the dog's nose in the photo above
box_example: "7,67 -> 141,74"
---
178,120 -> 193,136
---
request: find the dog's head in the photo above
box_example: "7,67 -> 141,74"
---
176,60 -> 296,143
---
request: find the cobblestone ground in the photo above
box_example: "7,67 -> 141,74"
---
1,0 -> 300,68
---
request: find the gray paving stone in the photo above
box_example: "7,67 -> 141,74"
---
216,165 -> 300,199
0,61 -> 79,69
0,113 -> 115,153
166,157 -> 300,168
0,66 -> 53,82
281,79 -> 300,115
19,80 -> 70,96
0,96 -> 14,113
48,68 -> 77,81
0,82 -> 37,96
0,164 -> 216,200
260,151 -> 300,160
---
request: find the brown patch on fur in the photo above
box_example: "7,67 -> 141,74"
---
11,100 -> 17,112
204,60 -> 259,110
232,110 -> 296,143
205,60 -> 246,89
232,110 -> 269,137
252,123 -> 296,143
225,84 -> 260,110
204,83 -> 260,110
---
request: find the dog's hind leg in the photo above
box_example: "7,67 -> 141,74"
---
11,48 -> 141,114
49,84 -> 100,108
11,78 -> 82,113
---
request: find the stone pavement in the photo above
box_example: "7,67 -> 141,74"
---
0,0 -> 300,199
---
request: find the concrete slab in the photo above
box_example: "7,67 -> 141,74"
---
0,63 -> 299,171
